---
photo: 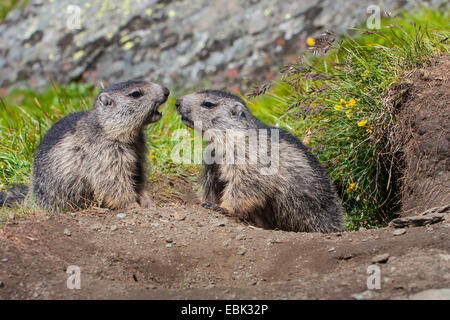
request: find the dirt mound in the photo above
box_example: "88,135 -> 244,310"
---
391,55 -> 450,216
0,176 -> 449,300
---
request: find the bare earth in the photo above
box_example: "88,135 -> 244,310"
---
0,177 -> 449,300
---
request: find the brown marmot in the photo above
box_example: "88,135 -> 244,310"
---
1,80 -> 169,211
175,90 -> 343,233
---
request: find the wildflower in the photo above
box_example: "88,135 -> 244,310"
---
357,119 -> 368,127
346,109 -> 351,119
334,104 -> 343,111
366,125 -> 374,134
346,98 -> 356,107
346,183 -> 355,193
340,98 -> 346,104
361,70 -> 370,79
306,37 -> 316,46
149,150 -> 155,160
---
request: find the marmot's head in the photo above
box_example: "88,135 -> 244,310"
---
175,90 -> 255,132
93,80 -> 169,138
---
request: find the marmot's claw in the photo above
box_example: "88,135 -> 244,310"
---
201,202 -> 216,210
201,202 -> 228,214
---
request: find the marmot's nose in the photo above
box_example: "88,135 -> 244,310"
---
163,87 -> 170,97
175,98 -> 182,109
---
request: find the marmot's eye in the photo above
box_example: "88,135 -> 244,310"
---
201,101 -> 216,109
129,91 -> 143,98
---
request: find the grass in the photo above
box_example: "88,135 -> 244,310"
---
0,0 -> 26,21
1,6 -> 448,229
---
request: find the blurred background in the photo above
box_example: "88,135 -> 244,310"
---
0,0 -> 446,90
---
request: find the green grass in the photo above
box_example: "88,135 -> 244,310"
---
1,6 -> 448,229
0,0 -> 26,21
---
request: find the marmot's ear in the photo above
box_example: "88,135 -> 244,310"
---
231,103 -> 246,120
98,93 -> 115,107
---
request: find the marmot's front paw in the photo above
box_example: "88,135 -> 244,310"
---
201,202 -> 229,215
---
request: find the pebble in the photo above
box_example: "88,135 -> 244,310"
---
351,290 -> 374,300
173,212 -> 186,221
393,228 -> 406,236
166,243 -> 173,248
117,213 -> 127,219
371,253 -> 390,264
2,258 -> 8,263
237,247 -> 247,255
166,238 -> 173,243
91,223 -> 102,231
328,247 -> 335,252
8,213 -> 15,220
110,225 -> 118,231
63,228 -> 71,236
235,234 -> 245,240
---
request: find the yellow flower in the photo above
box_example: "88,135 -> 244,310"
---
346,110 -> 351,119
361,70 -> 370,79
357,119 -> 368,127
366,125 -> 374,134
346,183 -> 355,193
306,37 -> 316,46
340,98 -> 346,104
334,104 -> 343,111
346,98 -> 356,107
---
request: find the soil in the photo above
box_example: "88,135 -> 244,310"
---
0,56 -> 449,300
393,54 -> 450,216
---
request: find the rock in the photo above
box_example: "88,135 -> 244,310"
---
8,213 -> 15,220
351,290 -> 374,300
110,225 -> 118,231
235,234 -> 245,240
0,0 -> 443,90
393,228 -> 406,236
371,253 -> 390,264
117,213 -> 127,219
214,219 -> 227,227
63,228 -> 71,236
237,247 -> 247,256
0,280 -> 3,288
409,288 -> 450,300
1,258 -> 7,263
166,243 -> 173,248
165,238 -> 173,243
328,247 -> 335,252
390,214 -> 444,228
173,212 -> 186,221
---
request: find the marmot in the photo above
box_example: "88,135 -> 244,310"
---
1,80 -> 169,211
175,90 -> 343,233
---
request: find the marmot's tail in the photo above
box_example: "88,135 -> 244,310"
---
0,184 -> 28,207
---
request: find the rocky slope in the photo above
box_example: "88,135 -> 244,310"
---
0,0 -> 446,90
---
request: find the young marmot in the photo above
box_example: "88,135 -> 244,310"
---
1,80 -> 169,211
175,90 -> 343,233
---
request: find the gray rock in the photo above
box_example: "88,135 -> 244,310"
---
0,0 -> 444,90
63,228 -> 71,236
237,247 -> 247,256
117,213 -> 127,219
371,253 -> 390,264
409,288 -> 450,300
393,228 -> 407,236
